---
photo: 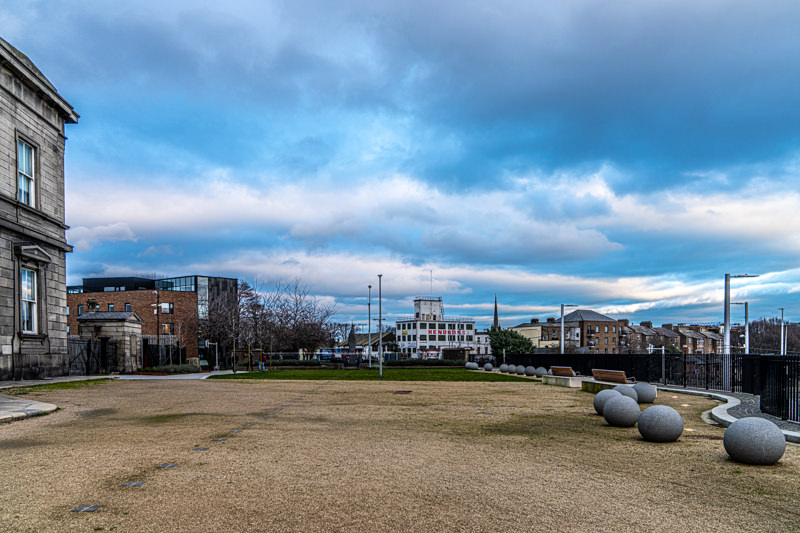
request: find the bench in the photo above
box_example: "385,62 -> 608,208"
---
550,366 -> 578,377
592,368 -> 634,384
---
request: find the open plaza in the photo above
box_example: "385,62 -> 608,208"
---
2,374 -> 799,532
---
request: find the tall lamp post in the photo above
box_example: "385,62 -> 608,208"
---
732,302 -> 749,354
368,284 -> 372,369
560,304 -> 578,354
378,274 -> 383,378
723,274 -> 758,355
779,307 -> 785,355
151,291 -> 161,365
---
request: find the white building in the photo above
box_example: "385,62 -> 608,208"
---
395,297 -> 476,358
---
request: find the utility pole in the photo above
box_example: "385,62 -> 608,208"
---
779,308 -> 785,355
368,284 -> 372,369
560,304 -> 577,354
378,274 -> 383,378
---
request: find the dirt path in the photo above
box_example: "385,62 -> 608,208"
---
1,379 -> 798,532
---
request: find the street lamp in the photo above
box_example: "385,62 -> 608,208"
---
732,302 -> 749,354
378,274 -> 383,378
368,285 -> 372,369
560,304 -> 578,354
778,307 -> 785,355
723,274 -> 758,355
150,290 -> 162,364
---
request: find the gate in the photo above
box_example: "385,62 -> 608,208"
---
68,337 -> 118,375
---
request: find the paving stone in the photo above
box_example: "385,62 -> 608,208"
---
157,464 -> 178,469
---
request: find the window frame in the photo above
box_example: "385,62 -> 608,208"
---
20,267 -> 37,333
16,136 -> 37,208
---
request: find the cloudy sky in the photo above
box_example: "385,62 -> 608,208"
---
6,0 -> 800,329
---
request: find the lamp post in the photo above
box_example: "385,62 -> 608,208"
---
560,304 -> 578,354
368,284 -> 372,369
732,302 -> 749,354
151,290 -> 162,365
378,274 -> 383,378
778,307 -> 785,355
723,274 -> 758,355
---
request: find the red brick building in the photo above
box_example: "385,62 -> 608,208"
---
562,309 -> 626,354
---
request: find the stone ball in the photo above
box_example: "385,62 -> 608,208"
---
547,369 -> 553,375
465,362 -> 472,369
499,364 -> 509,372
516,366 -> 527,375
633,383 -> 658,403
466,362 -> 478,370
638,405 -> 684,442
613,385 -> 639,402
603,395 -> 641,427
483,363 -> 493,371
593,389 -> 622,415
525,366 -> 536,376
724,417 -> 786,465
535,367 -> 547,377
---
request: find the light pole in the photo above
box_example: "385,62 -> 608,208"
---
560,304 -> 578,354
732,302 -> 749,354
151,291 -> 162,365
723,274 -> 758,354
779,307 -> 785,355
368,285 -> 372,369
378,274 -> 383,378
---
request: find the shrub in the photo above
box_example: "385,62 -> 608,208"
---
140,364 -> 202,374
384,359 -> 463,367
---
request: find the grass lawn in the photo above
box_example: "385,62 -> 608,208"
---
209,367 -> 535,381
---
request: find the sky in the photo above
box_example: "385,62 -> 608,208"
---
6,0 -> 800,329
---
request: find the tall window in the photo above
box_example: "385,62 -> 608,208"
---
21,268 -> 36,332
161,323 -> 174,335
108,304 -> 114,311
125,303 -> 131,311
18,140 -> 35,207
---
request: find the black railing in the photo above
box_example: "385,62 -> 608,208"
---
503,352 -> 799,422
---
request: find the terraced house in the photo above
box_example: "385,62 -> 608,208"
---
0,38 -> 78,379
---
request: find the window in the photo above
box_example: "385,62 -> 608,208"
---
162,302 -> 174,314
612,337 -> 616,344
438,323 -> 445,329
612,326 -> 616,333
108,304 -> 114,311
419,335 -> 427,341
466,324 -> 473,330
467,335 -> 473,341
78,305 -> 84,316
605,337 -> 608,344
604,326 -> 608,333
17,139 -> 35,207
595,326 -> 599,332
438,335 -> 445,341
125,303 -> 131,312
419,322 -> 427,329
66,306 -> 70,316
161,323 -> 174,335
21,268 -> 36,332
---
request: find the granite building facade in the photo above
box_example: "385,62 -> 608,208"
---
0,38 -> 78,380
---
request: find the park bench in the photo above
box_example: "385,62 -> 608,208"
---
550,366 -> 579,377
592,368 -> 634,384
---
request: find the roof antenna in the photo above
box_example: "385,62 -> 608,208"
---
430,269 -> 433,298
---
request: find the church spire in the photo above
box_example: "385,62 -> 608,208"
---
493,294 -> 500,330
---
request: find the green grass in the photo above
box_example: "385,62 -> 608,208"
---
6,378 -> 115,395
209,368 -> 535,382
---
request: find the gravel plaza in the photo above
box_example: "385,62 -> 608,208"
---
1,378 -> 800,532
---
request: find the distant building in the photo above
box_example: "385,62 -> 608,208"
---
562,309 -> 625,354
395,297 -> 476,358
510,317 -> 579,351
0,38 -> 79,380
67,275 -> 237,364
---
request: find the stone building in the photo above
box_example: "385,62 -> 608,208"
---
0,38 -> 78,380
76,311 -> 143,373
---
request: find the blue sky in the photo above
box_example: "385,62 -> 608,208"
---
6,0 -> 800,329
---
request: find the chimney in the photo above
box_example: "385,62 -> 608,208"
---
620,319 -> 629,327
547,317 -> 556,323
86,298 -> 98,311
662,323 -> 673,330
531,318 -> 539,324
641,321 -> 653,328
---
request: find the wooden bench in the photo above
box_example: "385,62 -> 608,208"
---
592,368 -> 634,384
551,366 -> 578,377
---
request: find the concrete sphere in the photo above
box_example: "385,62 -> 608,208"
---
638,405 -> 683,442
613,385 -> 639,402
603,395 -> 641,427
465,362 -> 471,369
633,383 -> 658,403
525,366 -> 536,376
547,369 -> 553,375
535,367 -> 547,377
499,364 -> 509,372
483,363 -> 493,371
724,417 -> 786,465
593,389 -> 622,415
466,362 -> 478,370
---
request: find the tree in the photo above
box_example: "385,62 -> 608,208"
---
488,329 -> 536,355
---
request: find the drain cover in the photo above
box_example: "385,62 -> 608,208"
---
157,464 -> 178,469
71,505 -> 102,512
212,438 -> 227,441
193,447 -> 209,451
122,481 -> 145,487
393,390 -> 412,394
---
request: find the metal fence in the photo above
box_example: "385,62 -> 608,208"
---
503,352 -> 800,422
68,337 -> 119,375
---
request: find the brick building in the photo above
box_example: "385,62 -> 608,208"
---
562,309 -> 625,354
67,275 -> 237,365
0,38 -> 78,380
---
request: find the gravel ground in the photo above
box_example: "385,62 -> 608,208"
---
1,379 -> 799,533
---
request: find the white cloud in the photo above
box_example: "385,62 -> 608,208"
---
67,222 -> 137,251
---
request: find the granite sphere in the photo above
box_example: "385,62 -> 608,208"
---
603,395 -> 641,427
516,366 -> 527,375
593,389 -> 622,415
525,366 -> 536,376
483,363 -> 493,371
499,364 -> 509,372
535,367 -> 547,377
633,383 -> 658,403
723,417 -> 786,465
613,385 -> 639,402
638,405 -> 683,442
